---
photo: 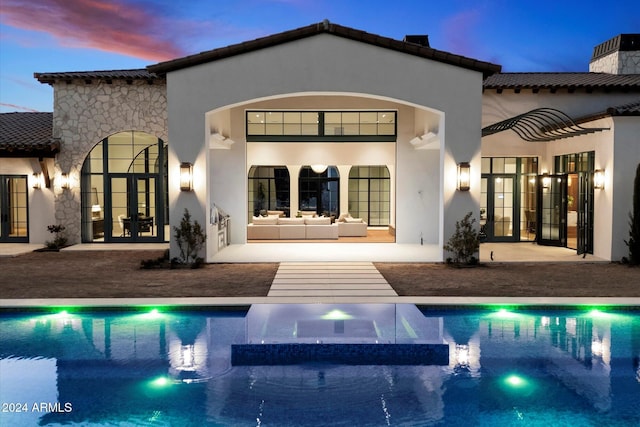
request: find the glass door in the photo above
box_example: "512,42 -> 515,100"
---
537,174 -> 567,247
0,175 -> 28,242
480,175 -> 517,241
108,174 -> 161,241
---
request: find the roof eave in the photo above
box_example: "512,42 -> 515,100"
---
147,21 -> 501,78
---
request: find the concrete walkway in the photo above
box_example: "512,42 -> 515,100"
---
268,262 -> 397,298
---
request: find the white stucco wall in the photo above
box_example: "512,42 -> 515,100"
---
482,89 -> 640,260
0,158 -> 55,243
165,33 -> 484,260
610,116 -> 640,261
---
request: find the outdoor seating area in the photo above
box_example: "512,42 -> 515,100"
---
247,211 -> 369,240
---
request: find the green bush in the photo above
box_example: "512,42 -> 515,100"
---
45,224 -> 67,250
173,209 -> 206,267
624,163 -> 640,265
444,212 -> 480,265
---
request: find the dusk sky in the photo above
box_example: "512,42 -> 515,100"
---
1,0 -> 638,113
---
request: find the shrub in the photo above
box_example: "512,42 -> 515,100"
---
624,163 -> 640,265
173,209 -> 206,266
443,212 -> 480,265
45,224 -> 67,250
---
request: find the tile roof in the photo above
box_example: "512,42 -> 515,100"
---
607,100 -> 640,115
483,72 -> 640,91
147,20 -> 501,78
0,112 -> 59,157
35,69 -> 161,84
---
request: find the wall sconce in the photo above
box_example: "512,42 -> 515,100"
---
457,162 -> 470,191
310,164 -> 328,174
60,173 -> 70,189
180,162 -> 193,191
542,174 -> 551,189
594,169 -> 605,190
32,173 -> 42,189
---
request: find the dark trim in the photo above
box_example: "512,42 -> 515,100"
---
247,135 -> 396,143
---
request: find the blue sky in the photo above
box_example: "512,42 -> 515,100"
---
1,0 -> 638,113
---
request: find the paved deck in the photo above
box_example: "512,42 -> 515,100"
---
268,262 -> 397,298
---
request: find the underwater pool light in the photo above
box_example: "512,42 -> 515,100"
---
150,376 -> 171,388
506,374 -> 525,387
322,309 -> 353,320
139,308 -> 163,319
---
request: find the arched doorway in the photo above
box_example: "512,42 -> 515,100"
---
299,165 -> 339,217
81,131 -> 167,242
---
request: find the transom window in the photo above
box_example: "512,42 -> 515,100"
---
246,110 -> 397,142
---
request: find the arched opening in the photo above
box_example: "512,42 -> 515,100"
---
348,166 -> 390,226
299,166 -> 339,217
81,131 -> 167,242
247,166 -> 290,219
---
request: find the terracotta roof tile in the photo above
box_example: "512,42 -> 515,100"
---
147,21 -> 501,78
35,69 -> 161,84
0,112 -> 59,157
484,72 -> 640,91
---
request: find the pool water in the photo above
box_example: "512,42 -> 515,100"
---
1,305 -> 638,426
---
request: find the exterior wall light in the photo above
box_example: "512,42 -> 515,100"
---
594,169 -> 605,190
180,162 -> 193,191
60,173 -> 70,189
32,173 -> 42,189
457,162 -> 470,191
542,174 -> 551,189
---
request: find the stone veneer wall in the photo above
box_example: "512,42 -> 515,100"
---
51,79 -> 167,244
589,51 -> 640,74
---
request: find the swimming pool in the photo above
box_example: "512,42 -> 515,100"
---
1,304 -> 638,426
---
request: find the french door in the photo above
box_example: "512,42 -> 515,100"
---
0,175 -> 28,242
107,174 -> 163,241
536,174 -> 567,247
480,175 -> 517,241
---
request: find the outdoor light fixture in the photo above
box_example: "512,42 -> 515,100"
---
457,162 -> 470,191
180,162 -> 193,191
311,164 -> 328,174
32,173 -> 42,189
542,174 -> 551,189
594,169 -> 605,190
60,173 -> 70,189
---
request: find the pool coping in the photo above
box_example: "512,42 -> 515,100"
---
2,296 -> 639,309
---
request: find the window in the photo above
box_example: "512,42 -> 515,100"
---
348,166 -> 390,226
246,110 -> 397,142
248,166 -> 290,219
81,131 -> 167,242
298,166 -> 339,217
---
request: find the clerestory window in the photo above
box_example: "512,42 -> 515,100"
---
246,110 -> 396,142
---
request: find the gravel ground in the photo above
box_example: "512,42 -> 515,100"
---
1,249 -> 639,299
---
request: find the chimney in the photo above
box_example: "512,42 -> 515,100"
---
403,35 -> 430,48
589,34 -> 640,74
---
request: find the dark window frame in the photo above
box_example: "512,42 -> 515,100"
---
246,110 -> 397,142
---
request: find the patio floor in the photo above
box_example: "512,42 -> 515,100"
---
1,242 -> 638,308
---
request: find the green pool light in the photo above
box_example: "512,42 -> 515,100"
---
139,308 -> 163,319
150,376 -> 170,387
505,374 -> 526,387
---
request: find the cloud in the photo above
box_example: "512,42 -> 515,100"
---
0,0 -> 188,61
0,102 -> 40,112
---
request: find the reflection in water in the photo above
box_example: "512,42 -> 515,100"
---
0,306 -> 638,426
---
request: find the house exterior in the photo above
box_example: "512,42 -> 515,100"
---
1,22 -> 638,262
